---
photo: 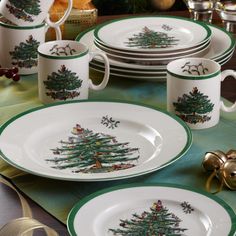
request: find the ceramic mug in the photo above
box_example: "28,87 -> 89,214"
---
0,0 -> 72,27
0,17 -> 61,75
167,58 -> 236,129
37,40 -> 110,104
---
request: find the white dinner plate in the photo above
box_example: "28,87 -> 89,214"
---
76,24 -> 235,71
94,16 -> 211,53
90,61 -> 167,75
67,183 -> 236,236
90,48 -> 233,77
97,41 -> 210,65
204,24 -> 235,60
90,51 -> 233,82
94,36 -> 211,58
90,66 -> 167,81
0,101 -> 192,181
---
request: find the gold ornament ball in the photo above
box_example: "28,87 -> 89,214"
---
151,0 -> 176,10
226,149 -> 236,160
202,151 -> 227,171
221,159 -> 236,190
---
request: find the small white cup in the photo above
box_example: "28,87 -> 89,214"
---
0,0 -> 72,27
0,17 -> 61,75
37,40 -> 110,104
167,58 -> 236,129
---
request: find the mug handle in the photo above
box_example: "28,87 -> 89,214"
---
89,51 -> 110,90
220,70 -> 236,112
45,0 -> 73,28
44,25 -> 62,40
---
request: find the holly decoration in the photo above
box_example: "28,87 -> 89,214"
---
181,62 -> 209,75
46,124 -> 140,173
43,65 -> 83,101
10,35 -> 40,69
109,200 -> 187,235
6,0 -> 41,22
173,87 -> 214,124
0,66 -> 20,81
126,26 -> 179,49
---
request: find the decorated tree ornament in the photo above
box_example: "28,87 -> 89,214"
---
203,150 -> 236,192
0,65 -> 20,81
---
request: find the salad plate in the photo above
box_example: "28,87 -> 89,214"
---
96,41 -> 210,65
203,24 -> 235,60
90,66 -> 167,81
89,61 -> 167,75
0,101 -> 192,181
94,36 -> 211,58
76,24 -> 235,72
94,16 -> 211,53
90,52 -> 233,82
67,183 -> 236,236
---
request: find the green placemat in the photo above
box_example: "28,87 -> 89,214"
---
0,72 -> 236,226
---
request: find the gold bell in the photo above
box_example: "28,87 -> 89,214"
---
202,150 -> 228,171
220,159 -> 236,190
226,149 -> 236,160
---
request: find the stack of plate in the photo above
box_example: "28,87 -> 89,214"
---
76,16 -> 235,81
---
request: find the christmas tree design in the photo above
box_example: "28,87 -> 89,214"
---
6,0 -> 41,22
173,87 -> 214,124
9,35 -> 40,68
43,65 -> 82,101
46,124 -> 140,173
125,26 -> 179,49
109,200 -> 187,235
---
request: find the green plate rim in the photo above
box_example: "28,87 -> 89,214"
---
0,99 -> 192,181
67,182 -> 236,236
93,15 -> 212,52
207,23 -> 236,60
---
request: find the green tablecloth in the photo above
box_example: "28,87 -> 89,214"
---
0,72 -> 236,226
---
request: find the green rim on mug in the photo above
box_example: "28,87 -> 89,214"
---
167,58 -> 221,80
0,17 -> 45,29
37,40 -> 89,60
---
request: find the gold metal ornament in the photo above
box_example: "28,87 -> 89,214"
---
203,150 -> 236,193
220,159 -> 236,190
226,149 -> 236,160
151,0 -> 175,10
202,150 -> 227,171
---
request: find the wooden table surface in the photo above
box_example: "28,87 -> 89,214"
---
0,10 -> 236,236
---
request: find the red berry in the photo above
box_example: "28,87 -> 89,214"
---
0,69 -> 5,76
12,67 -> 19,74
12,74 -> 20,81
5,70 -> 14,79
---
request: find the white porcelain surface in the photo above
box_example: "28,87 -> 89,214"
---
167,58 -> 236,129
0,101 -> 192,181
0,0 -> 72,27
94,16 -> 211,53
67,185 -> 235,236
37,40 -> 110,104
0,17 -> 61,75
94,37 -> 211,58
76,24 -> 235,72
